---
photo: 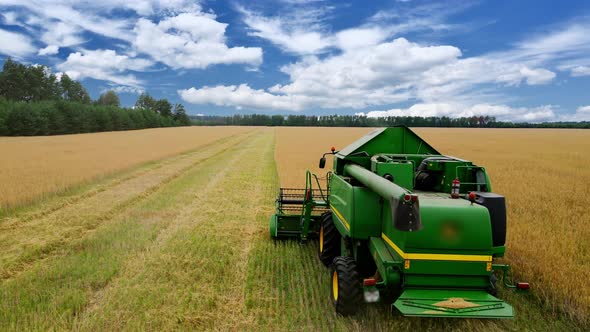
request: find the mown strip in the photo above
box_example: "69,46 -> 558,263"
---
72,129 -> 276,330
0,131 -> 257,281
0,129 -> 265,330
0,130 -> 254,223
0,126 -> 253,208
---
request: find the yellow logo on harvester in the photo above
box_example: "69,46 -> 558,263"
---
440,221 -> 462,243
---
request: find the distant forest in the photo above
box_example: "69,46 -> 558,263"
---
0,58 -> 190,136
1,58 -> 587,136
192,114 -> 590,128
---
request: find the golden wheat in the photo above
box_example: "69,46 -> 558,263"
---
276,127 -> 590,324
0,126 -> 253,208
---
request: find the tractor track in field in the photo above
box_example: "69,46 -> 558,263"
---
68,129 -> 275,331
74,129 -> 264,324
0,131 -> 257,281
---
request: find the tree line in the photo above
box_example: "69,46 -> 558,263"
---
192,114 -> 590,128
0,58 -> 191,136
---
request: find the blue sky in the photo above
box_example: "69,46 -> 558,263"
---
1,0 -> 589,121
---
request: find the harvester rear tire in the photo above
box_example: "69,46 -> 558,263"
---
319,212 -> 341,267
330,256 -> 362,316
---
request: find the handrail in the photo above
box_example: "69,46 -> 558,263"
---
297,170 -> 331,219
455,166 -> 488,191
304,171 -> 327,200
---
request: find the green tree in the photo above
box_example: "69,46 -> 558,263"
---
0,58 -> 62,102
25,64 -> 62,101
135,93 -> 156,111
97,90 -> 120,107
172,103 -> 190,125
155,99 -> 172,117
60,73 -> 91,103
0,58 -> 28,101
271,115 -> 284,126
0,97 -> 8,135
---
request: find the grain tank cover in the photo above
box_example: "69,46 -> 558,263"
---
334,127 -> 441,174
337,127 -> 441,157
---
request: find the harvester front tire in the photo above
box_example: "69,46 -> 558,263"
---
319,212 -> 341,267
330,256 -> 362,316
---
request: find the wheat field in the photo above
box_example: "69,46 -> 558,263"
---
276,127 -> 590,325
0,126 -> 252,209
0,126 -> 588,331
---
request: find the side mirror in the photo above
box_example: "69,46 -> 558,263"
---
319,157 -> 326,168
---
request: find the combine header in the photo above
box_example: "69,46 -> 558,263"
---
270,127 -> 528,318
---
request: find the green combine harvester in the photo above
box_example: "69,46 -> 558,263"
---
270,126 -> 529,318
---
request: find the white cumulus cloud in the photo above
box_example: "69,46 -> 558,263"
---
179,84 -> 306,111
179,38 -> 459,110
80,0 -> 201,16
133,12 -> 262,69
570,66 -> 590,77
0,1 -> 135,46
559,105 -> 590,121
181,4 -> 576,117
38,45 -> 59,56
103,85 -> 145,95
57,49 -> 153,87
519,67 -> 556,85
238,1 -> 470,56
1,11 -> 20,25
40,21 -> 85,48
180,35 -> 559,113
0,28 -> 35,57
239,6 -> 332,55
361,103 -> 556,123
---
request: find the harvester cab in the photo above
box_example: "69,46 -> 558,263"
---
269,126 -> 527,319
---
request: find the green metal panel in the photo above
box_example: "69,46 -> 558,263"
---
381,201 -> 405,257
368,237 -> 402,287
274,214 -> 322,238
393,289 -> 514,318
337,127 -> 441,158
351,187 -> 381,239
492,246 -> 505,257
378,193 -> 494,289
378,192 -> 492,254
406,260 -> 488,276
404,274 -> 488,289
274,215 -> 301,237
329,175 -> 353,236
269,214 -> 277,238
334,127 -> 441,175
405,196 -> 492,252
371,161 -> 414,190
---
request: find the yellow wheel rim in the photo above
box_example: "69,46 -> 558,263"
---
319,225 -> 324,253
332,271 -> 338,301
